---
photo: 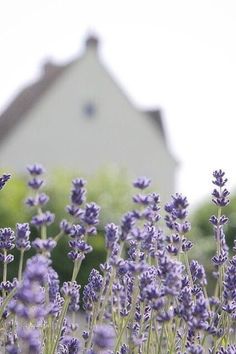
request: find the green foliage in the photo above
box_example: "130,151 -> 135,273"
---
0,167 -> 133,284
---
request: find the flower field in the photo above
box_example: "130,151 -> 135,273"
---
0,166 -> 235,353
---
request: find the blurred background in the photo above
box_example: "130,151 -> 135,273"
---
0,0 -> 236,287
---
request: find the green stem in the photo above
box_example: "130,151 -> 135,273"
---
97,270 -> 115,323
157,322 -> 165,354
2,250 -> 8,297
146,310 -> 153,352
41,224 -> 47,240
71,257 -> 83,282
18,250 -> 24,282
50,297 -> 70,354
54,231 -> 64,243
114,313 -> 131,352
85,302 -> 99,350
183,251 -> 194,289
0,288 -> 17,319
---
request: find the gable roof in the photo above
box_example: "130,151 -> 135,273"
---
0,61 -> 70,143
0,36 -> 165,145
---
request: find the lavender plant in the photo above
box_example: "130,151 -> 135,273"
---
0,167 -> 236,353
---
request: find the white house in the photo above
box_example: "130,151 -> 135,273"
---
0,35 -> 177,201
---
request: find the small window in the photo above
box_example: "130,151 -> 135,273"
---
82,102 -> 96,118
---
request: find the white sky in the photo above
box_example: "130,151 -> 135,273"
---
0,0 -> 236,209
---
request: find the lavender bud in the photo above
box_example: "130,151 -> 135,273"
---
93,324 -> 115,350
15,223 -> 31,251
31,211 -> 55,227
28,178 -> 44,190
0,173 -> 11,190
133,176 -> 151,189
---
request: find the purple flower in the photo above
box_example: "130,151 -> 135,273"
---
223,256 -> 236,305
17,328 -> 41,354
27,163 -> 45,175
15,223 -> 31,251
0,173 -> 11,190
212,188 -> 230,207
48,266 -> 60,302
133,176 -> 151,189
93,324 -> 115,350
61,281 -> 81,312
60,219 -> 73,235
211,170 -> 230,207
212,250 -> 228,266
25,193 -> 49,207
69,224 -> 85,238
28,177 -> 44,190
188,344 -> 204,354
120,344 -> 129,354
162,259 -> 184,296
165,193 -> 189,219
0,278 -> 18,293
70,178 -> 86,206
32,238 -> 56,253
120,212 -> 135,241
216,345 -> 236,354
6,345 -> 19,354
59,336 -> 80,354
9,256 -> 49,320
209,215 -> 229,226
23,255 -> 49,286
178,286 -> 194,322
191,291 -> 209,330
212,169 -> 228,187
0,227 -> 15,250
0,253 -> 14,263
105,223 -> 119,249
83,269 -> 103,311
68,240 -> 92,253
133,194 -> 152,205
31,211 -> 55,227
190,260 -> 207,286
82,202 -> 100,226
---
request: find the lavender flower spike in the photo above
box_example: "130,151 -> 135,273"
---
133,176 -> 151,189
15,223 -> 31,251
27,163 -> 45,176
0,173 -> 11,190
93,324 -> 115,351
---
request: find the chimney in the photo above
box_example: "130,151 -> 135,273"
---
85,34 -> 99,53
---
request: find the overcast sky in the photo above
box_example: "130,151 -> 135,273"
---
0,0 -> 236,209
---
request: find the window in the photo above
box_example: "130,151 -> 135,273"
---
82,101 -> 96,118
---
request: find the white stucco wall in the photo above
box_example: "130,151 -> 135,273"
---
0,46 -> 176,202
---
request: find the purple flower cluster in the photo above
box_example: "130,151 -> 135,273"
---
0,173 -> 11,190
0,227 -> 15,263
61,281 -> 81,312
25,163 -> 55,231
60,178 -> 101,266
93,324 -> 115,351
83,269 -> 103,312
15,223 -> 31,251
1,166 -> 236,353
9,255 -> 49,320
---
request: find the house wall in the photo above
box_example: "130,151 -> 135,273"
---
0,46 -> 176,202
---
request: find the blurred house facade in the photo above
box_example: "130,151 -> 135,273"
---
0,35 -> 177,201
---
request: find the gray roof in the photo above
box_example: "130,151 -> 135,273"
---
0,61 -> 72,144
0,56 -> 165,144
